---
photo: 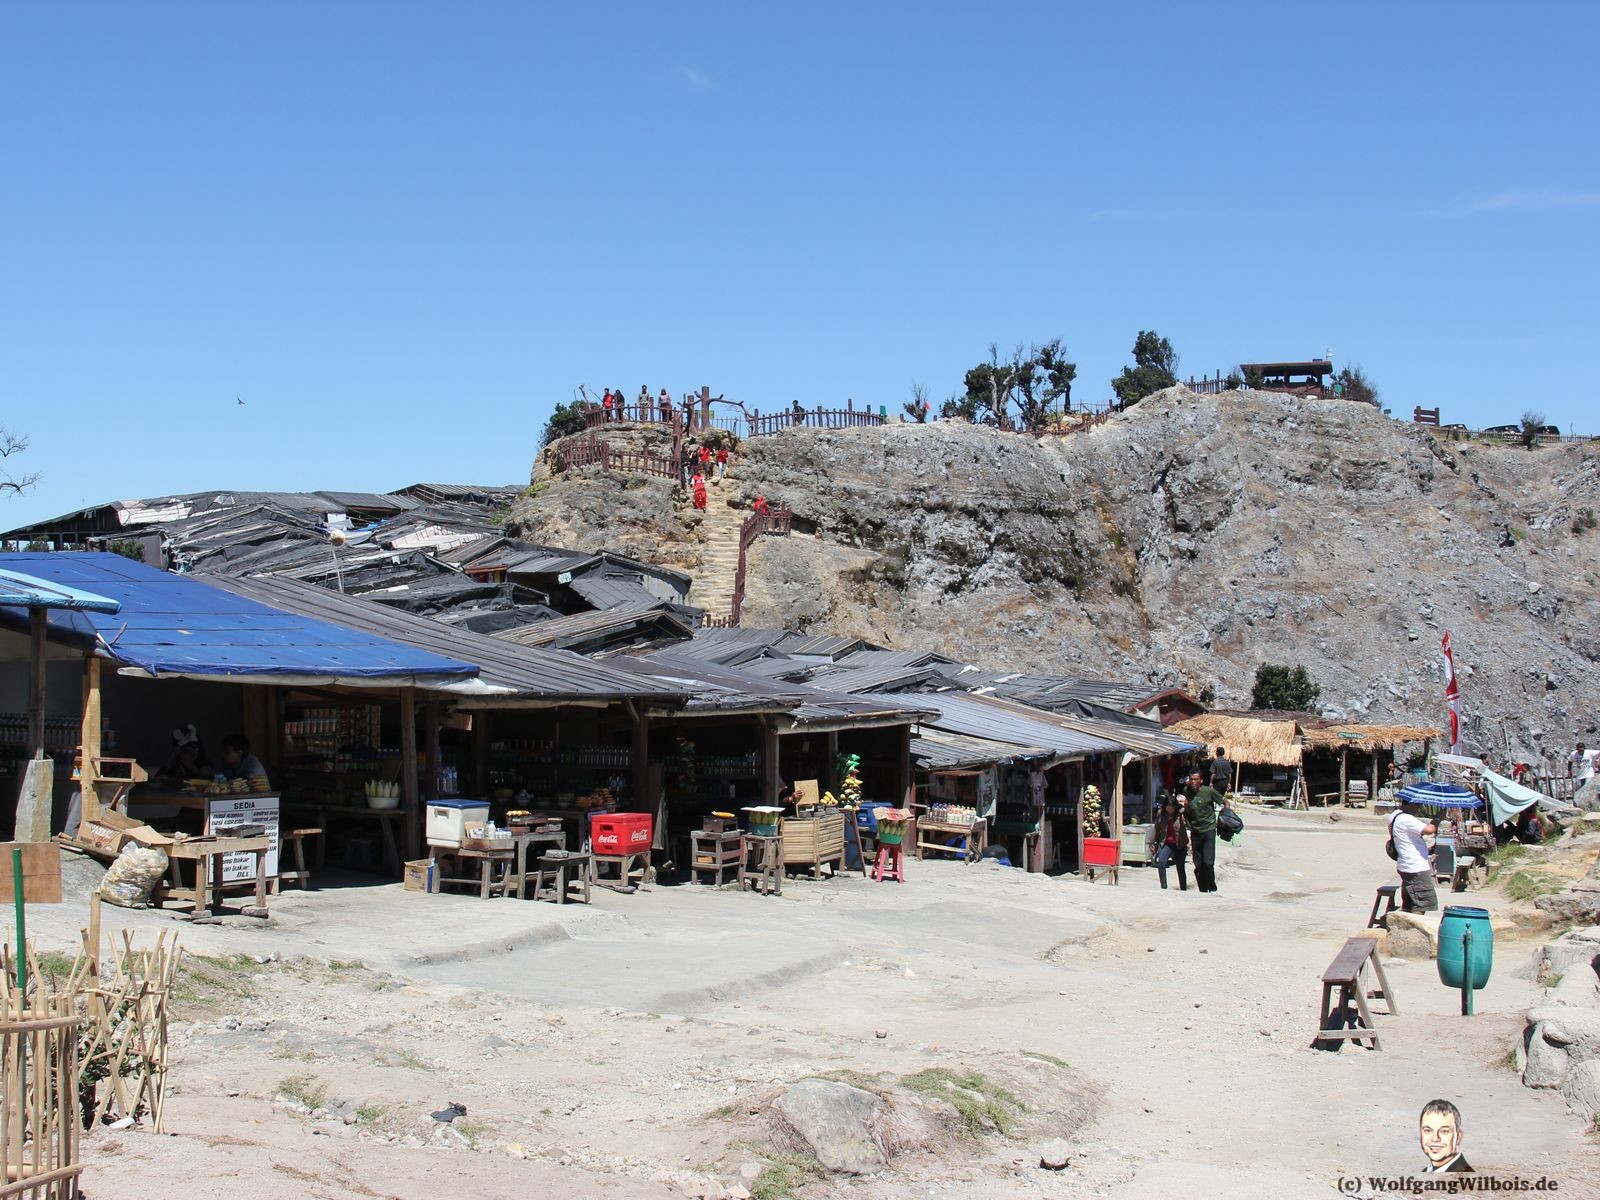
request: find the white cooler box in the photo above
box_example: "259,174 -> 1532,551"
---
427,799 -> 491,848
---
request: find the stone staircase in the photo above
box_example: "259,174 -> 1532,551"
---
691,482 -> 746,621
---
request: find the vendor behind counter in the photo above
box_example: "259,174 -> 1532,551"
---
219,733 -> 269,790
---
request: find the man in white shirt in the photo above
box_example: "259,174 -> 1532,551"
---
1570,743 -> 1595,789
1389,800 -> 1438,913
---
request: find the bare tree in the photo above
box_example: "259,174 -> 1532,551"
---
1520,410 -> 1546,451
1,427 -> 39,496
902,382 -> 931,423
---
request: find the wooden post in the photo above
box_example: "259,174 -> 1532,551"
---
760,719 -> 781,806
27,607 -> 46,759
399,688 -> 420,862
630,703 -> 650,811
423,698 -> 440,803
824,731 -> 839,794
1369,750 -> 1379,806
472,710 -> 490,796
898,725 -> 912,807
1111,753 -> 1125,837
1339,746 -> 1348,807
79,655 -> 102,822
700,386 -> 712,431
1075,766 -> 1086,877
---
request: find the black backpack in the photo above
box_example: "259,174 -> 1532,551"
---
1217,805 -> 1244,842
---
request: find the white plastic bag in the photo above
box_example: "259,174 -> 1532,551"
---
99,845 -> 170,908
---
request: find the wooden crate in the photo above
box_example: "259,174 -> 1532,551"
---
781,812 -> 846,878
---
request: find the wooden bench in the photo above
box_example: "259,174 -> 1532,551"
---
273,827 -> 322,893
1316,935 -> 1397,1050
913,817 -> 988,863
1344,781 -> 1370,808
1367,883 -> 1399,928
533,852 -> 592,905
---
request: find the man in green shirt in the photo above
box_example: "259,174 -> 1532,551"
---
1185,771 -> 1224,893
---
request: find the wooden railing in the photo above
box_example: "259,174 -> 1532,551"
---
747,403 -> 886,436
558,435 -> 677,480
1186,372 -> 1229,395
706,503 -> 791,627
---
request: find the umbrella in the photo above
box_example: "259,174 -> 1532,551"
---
1397,781 -> 1481,809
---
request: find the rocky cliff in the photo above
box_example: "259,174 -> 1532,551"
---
509,388 -> 1600,762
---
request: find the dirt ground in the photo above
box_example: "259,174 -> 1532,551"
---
30,805 -> 1600,1199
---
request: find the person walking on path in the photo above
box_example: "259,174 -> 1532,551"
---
716,446 -> 729,480
1209,745 -> 1233,794
1185,771 -> 1224,893
691,472 -> 708,511
1150,796 -> 1189,891
1389,799 -> 1439,912
1570,742 -> 1595,791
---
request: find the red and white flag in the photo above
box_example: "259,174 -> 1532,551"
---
1441,632 -> 1461,754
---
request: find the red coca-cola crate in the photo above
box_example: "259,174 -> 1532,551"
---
1082,837 -> 1121,868
589,812 -> 653,856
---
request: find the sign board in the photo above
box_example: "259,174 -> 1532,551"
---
206,794 -> 280,883
0,842 -> 62,904
793,779 -> 820,808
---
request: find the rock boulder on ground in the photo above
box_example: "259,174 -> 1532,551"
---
771,1079 -> 887,1175
1521,1005 -> 1600,1118
1535,925 -> 1600,984
1384,910 -> 1438,959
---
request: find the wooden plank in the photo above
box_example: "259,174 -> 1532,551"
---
1321,936 -> 1376,983
0,843 -> 61,904
399,688 -> 420,862
79,655 -> 102,821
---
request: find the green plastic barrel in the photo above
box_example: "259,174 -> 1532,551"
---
1437,906 -> 1493,990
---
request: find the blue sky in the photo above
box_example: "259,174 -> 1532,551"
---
3,1 -> 1597,528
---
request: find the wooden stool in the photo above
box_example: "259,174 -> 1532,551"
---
273,827 -> 322,893
534,852 -> 592,904
872,843 -> 906,883
690,831 -> 745,887
739,835 -> 782,896
591,852 -> 649,893
1368,883 -> 1399,928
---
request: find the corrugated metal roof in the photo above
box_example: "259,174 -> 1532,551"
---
798,662 -> 946,694
0,553 -> 477,684
903,692 -> 1126,759
568,575 -> 666,612
617,652 -> 935,729
772,632 -> 868,659
494,604 -> 694,651
911,727 -> 1053,771
212,575 -> 688,703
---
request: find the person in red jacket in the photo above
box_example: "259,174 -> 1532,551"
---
692,473 -> 708,511
715,447 -> 730,479
699,445 -> 712,468
753,495 -> 770,517
601,389 -> 614,421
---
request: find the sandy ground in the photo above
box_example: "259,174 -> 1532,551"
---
28,805 -> 1600,1200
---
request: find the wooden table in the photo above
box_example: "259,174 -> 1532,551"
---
914,817 -> 988,863
290,803 -> 404,877
156,835 -> 270,916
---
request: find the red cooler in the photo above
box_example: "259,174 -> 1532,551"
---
589,812 -> 653,856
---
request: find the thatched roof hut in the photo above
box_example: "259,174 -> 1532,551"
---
1167,712 -> 1443,769
1165,713 -> 1303,767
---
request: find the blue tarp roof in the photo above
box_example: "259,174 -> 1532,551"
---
0,553 -> 477,684
0,568 -> 121,613
1398,781 -> 1482,809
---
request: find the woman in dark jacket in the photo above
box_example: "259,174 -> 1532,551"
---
1152,795 -> 1189,891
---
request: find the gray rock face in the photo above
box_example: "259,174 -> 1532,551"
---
771,1079 -> 887,1175
520,388 -> 1600,760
